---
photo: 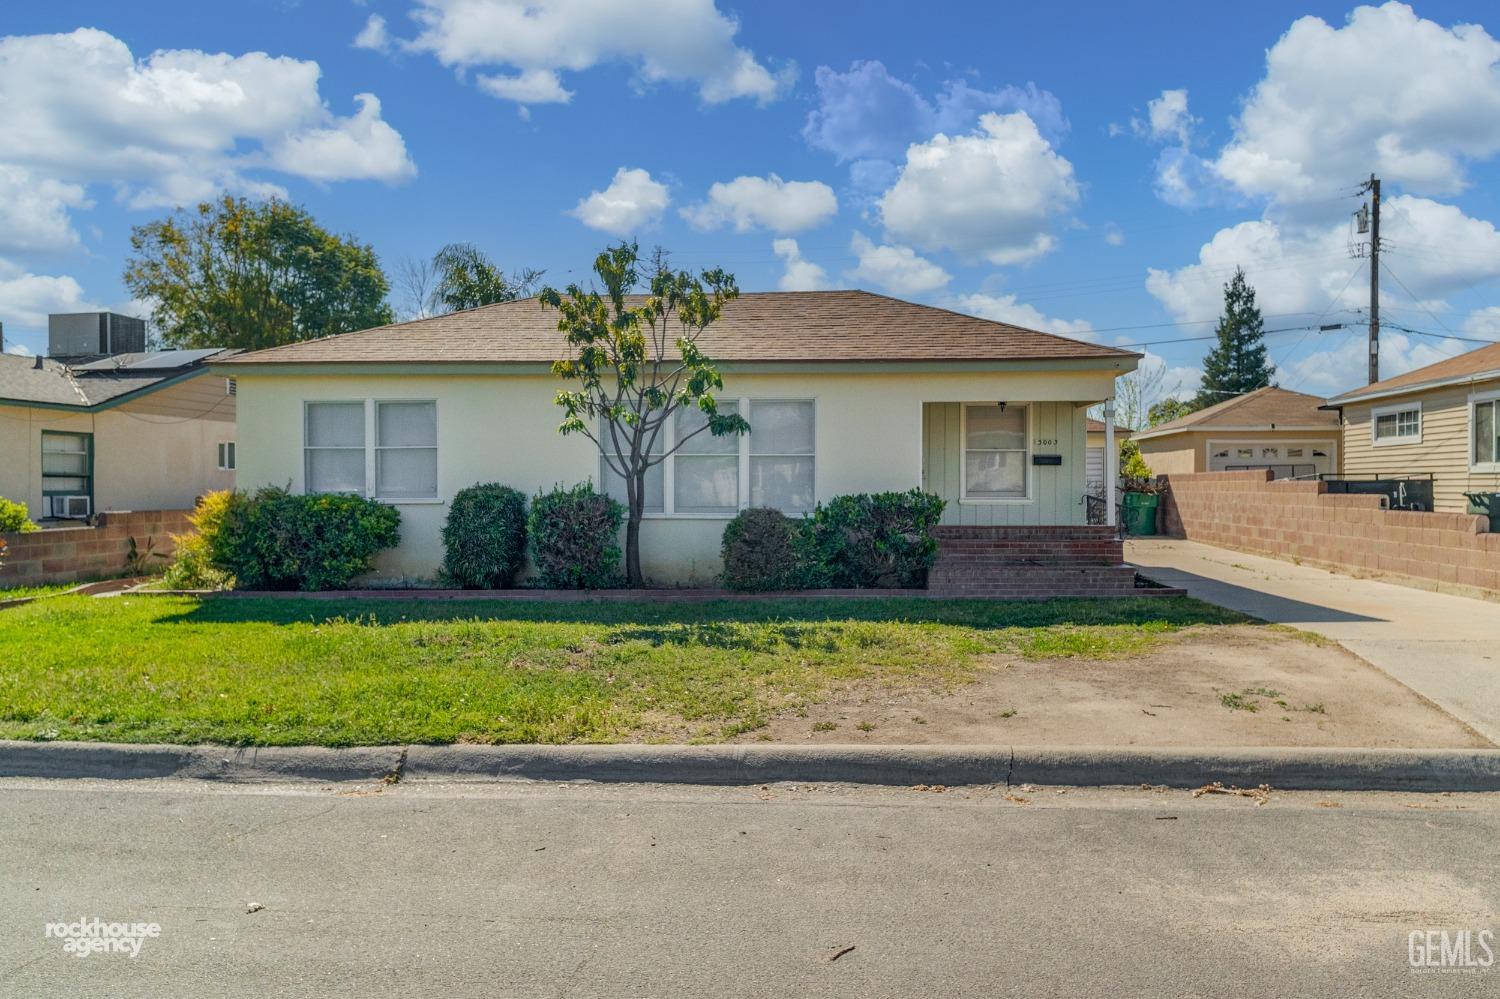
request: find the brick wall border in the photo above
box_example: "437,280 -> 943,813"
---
1158,470 -> 1500,600
0,510 -> 191,587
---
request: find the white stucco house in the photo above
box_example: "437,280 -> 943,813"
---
215,291 -> 1140,586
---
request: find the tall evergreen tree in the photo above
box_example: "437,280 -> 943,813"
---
1196,267 -> 1275,408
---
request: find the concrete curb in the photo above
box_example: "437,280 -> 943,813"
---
0,741 -> 404,783
5,741 -> 1500,792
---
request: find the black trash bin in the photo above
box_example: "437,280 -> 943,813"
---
1465,492 -> 1500,533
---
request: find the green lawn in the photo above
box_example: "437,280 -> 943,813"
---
0,594 -> 1248,746
0,582 -> 84,602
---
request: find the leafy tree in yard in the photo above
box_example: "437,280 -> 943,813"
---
123,196 -> 393,350
541,242 -> 749,586
1147,397 -> 1195,427
430,243 -> 543,315
1196,267 -> 1275,409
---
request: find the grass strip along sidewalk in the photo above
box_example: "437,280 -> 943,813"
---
0,594 -> 1246,747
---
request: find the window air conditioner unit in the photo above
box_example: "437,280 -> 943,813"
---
51,495 -> 91,519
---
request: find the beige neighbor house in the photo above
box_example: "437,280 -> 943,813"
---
1132,387 -> 1342,480
1325,340 -> 1500,514
0,316 -> 237,521
217,291 -> 1141,585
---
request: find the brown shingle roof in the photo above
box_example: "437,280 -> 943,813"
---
1085,418 -> 1132,437
1327,340 -> 1500,403
1134,386 -> 1339,439
218,291 -> 1138,366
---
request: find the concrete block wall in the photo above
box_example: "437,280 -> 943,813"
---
0,510 -> 191,587
1159,470 -> 1500,597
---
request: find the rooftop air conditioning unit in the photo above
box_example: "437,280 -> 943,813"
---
50,495 -> 91,519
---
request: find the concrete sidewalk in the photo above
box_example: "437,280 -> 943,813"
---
1128,538 -> 1500,745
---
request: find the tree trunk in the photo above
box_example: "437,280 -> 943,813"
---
625,506 -> 644,587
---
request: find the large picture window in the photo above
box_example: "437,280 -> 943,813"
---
375,401 -> 438,500
1474,394 -> 1500,469
600,398 -> 815,517
749,400 -> 815,514
304,400 -> 437,500
963,403 -> 1029,500
675,401 -> 740,514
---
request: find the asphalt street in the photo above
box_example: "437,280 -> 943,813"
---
1,777 -> 1497,998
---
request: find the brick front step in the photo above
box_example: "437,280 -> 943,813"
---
926,525 -> 1136,598
929,565 -> 1140,599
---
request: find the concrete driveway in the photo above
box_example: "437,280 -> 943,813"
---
1128,538 -> 1500,745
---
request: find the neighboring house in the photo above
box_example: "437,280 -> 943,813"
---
1325,340 -> 1500,514
217,291 -> 1140,584
0,314 -> 237,520
1085,418 -> 1131,498
1132,387 -> 1341,480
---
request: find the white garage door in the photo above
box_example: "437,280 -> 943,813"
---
1207,441 -> 1335,480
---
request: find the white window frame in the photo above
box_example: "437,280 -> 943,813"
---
1471,388 -> 1500,473
959,402 -> 1033,504
217,441 -> 236,471
599,397 -> 817,518
1371,400 -> 1422,447
302,399 -> 440,504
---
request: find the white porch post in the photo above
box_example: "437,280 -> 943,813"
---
1103,400 -> 1117,528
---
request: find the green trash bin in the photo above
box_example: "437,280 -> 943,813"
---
1465,492 -> 1500,533
1121,491 -> 1160,536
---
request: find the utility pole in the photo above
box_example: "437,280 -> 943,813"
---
1355,174 -> 1381,384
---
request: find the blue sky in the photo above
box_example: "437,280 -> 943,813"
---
4,1 -> 1500,406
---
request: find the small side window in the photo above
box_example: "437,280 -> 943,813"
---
217,442 -> 236,471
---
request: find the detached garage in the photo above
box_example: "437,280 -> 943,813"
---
1132,387 -> 1341,480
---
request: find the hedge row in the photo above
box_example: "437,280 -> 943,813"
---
167,483 -> 942,592
720,490 -> 946,591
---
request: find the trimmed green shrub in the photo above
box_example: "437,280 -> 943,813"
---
0,497 -> 39,533
217,487 -> 401,591
720,508 -> 821,592
527,482 -> 622,589
807,489 -> 946,588
441,483 -> 528,588
160,491 -> 236,590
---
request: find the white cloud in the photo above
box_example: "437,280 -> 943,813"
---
1143,88 -> 1193,144
1277,328 -> 1468,396
1103,224 -> 1125,247
879,112 -> 1079,265
1146,195 -> 1500,324
950,292 -> 1094,338
267,94 -> 415,183
1464,306 -> 1500,339
0,259 -> 95,334
772,239 -> 830,291
681,175 -> 837,234
0,167 -> 89,254
846,232 -> 950,296
568,167 -> 669,234
0,27 -> 414,240
353,14 -> 392,53
405,0 -> 792,107
1214,2 -> 1500,206
477,68 -> 573,104
803,61 -> 1067,163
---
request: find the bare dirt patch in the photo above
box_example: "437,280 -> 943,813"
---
735,625 -> 1491,749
